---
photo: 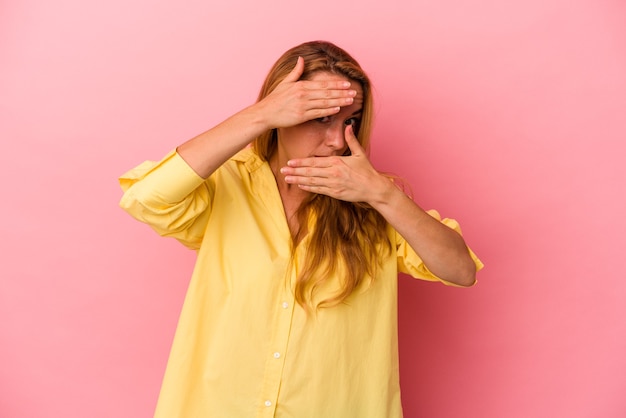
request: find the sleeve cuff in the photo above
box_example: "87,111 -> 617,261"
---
119,150 -> 206,204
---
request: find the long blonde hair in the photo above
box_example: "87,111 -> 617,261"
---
253,41 -> 391,309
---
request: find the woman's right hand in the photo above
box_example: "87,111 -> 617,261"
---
255,57 -> 357,129
177,57 -> 356,179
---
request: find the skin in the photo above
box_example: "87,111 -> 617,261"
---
177,57 -> 354,179
269,71 -> 364,236
177,57 -> 476,286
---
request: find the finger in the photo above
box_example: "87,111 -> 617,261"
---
305,95 -> 355,111
345,124 -> 365,156
284,174 -> 327,186
301,106 -> 342,122
282,56 -> 305,83
298,83 -> 356,112
301,88 -> 357,102
286,156 -> 336,169
283,168 -> 334,184
286,175 -> 340,195
303,79 -> 353,92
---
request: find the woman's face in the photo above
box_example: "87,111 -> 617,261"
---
276,72 -> 364,161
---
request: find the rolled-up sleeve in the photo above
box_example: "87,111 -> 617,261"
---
396,209 -> 484,286
119,151 -> 213,250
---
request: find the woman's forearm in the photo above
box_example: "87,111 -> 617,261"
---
177,104 -> 270,179
369,181 -> 477,286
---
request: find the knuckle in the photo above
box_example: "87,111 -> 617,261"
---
314,109 -> 326,118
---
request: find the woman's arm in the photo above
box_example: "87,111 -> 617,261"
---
177,57 -> 357,178
368,183 -> 477,286
280,124 -> 477,286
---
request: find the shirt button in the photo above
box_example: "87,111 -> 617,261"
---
282,302 -> 289,309
264,400 -> 272,407
273,352 -> 281,359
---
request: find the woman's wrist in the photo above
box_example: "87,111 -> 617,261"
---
367,174 -> 403,210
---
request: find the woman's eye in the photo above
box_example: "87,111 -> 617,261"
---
344,118 -> 361,134
316,116 -> 331,123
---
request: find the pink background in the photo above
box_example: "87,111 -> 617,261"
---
2,0 -> 625,417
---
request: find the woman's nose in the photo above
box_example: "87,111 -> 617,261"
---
325,124 -> 347,151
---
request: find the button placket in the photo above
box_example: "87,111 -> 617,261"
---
257,289 -> 296,417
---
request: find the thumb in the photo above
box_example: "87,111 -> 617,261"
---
282,56 -> 304,83
345,123 -> 365,157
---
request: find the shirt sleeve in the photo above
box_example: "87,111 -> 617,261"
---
396,209 -> 484,287
119,150 -> 213,250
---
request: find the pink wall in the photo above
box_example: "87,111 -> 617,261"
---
2,0 -> 625,417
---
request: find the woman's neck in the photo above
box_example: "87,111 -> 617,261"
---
269,152 -> 309,238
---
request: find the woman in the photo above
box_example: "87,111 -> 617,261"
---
120,40 -> 482,418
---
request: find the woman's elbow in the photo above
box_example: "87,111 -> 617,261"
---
443,256 -> 477,287
454,270 -> 477,287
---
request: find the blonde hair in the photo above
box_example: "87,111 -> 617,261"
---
252,41 -> 391,309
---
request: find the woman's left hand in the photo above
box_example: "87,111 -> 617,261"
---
282,124 -> 478,286
281,125 -> 390,204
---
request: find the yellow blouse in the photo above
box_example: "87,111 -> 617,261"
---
119,148 -> 482,418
